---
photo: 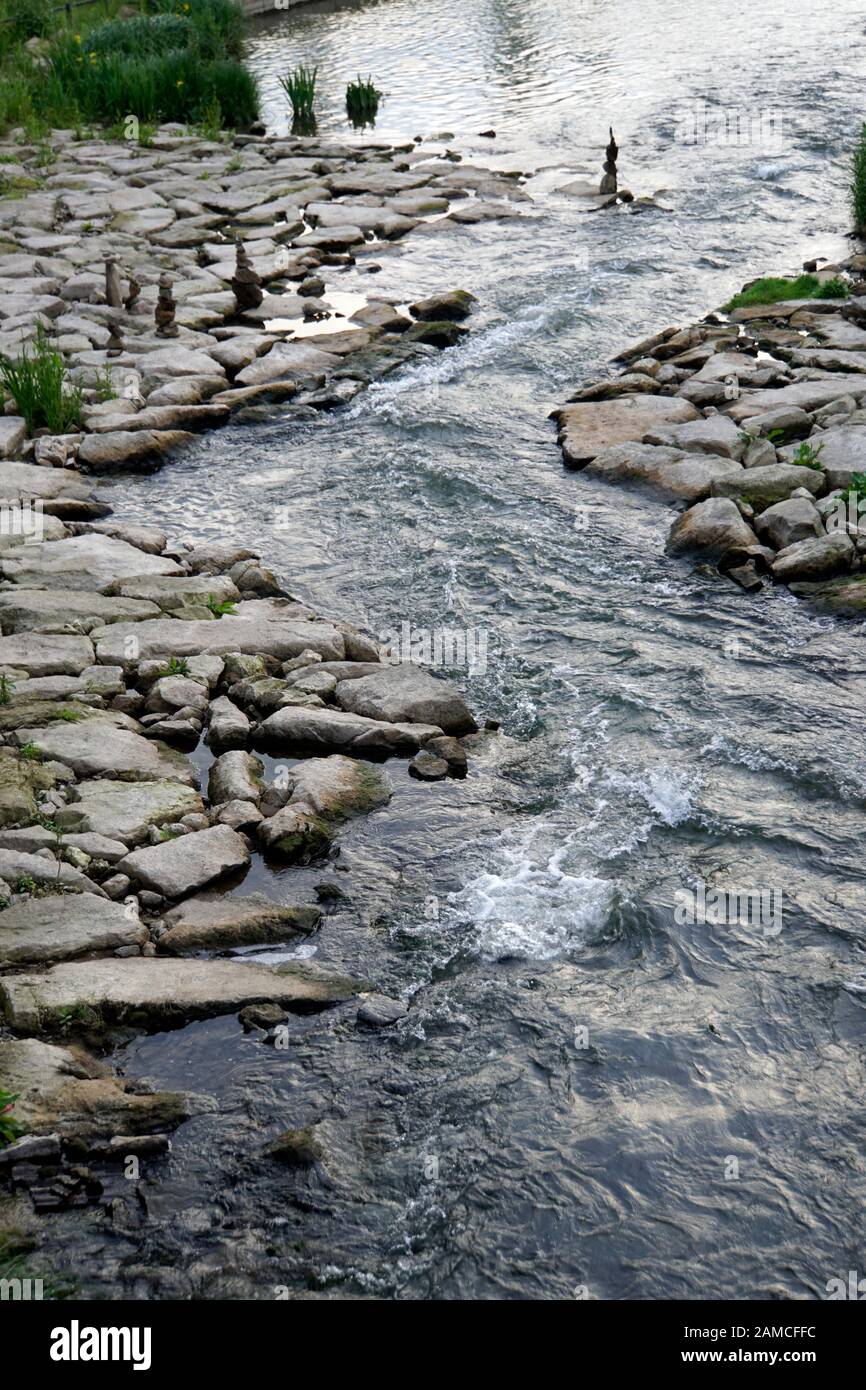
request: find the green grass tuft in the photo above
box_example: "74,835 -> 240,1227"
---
0,325 -> 83,434
722,274 -> 848,312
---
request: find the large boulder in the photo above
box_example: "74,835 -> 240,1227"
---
771,532 -> 854,583
118,824 -> 250,899
409,290 -> 476,322
334,664 -> 476,736
556,394 -> 700,467
207,696 -> 250,752
0,957 -> 365,1033
666,498 -> 758,562
55,778 -> 204,845
257,802 -> 334,862
0,893 -> 146,966
754,497 -> 824,550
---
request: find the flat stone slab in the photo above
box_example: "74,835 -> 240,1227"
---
710,463 -> 823,506
0,892 -> 146,966
0,1038 -> 194,1139
0,588 -> 160,632
557,394 -> 700,466
643,413 -> 744,459
334,663 -> 477,735
93,616 -> 346,668
258,705 -> 443,754
0,847 -> 102,896
158,890 -> 321,953
725,377 -> 866,421
0,633 -> 94,676
0,957 -> 366,1032
582,443 -> 743,502
235,341 -> 341,387
56,778 -> 204,845
102,573 -> 240,611
118,824 -> 250,898
0,461 -> 99,509
1,533 -> 182,592
15,718 -> 195,784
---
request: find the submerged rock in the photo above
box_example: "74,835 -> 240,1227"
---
0,1038 -> 194,1139
357,993 -> 409,1027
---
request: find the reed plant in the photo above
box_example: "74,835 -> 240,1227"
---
346,75 -> 382,127
279,64 -> 317,121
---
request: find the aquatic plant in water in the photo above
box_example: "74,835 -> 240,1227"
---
346,75 -> 382,127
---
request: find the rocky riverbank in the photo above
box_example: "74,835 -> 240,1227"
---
554,255 -> 866,606
0,123 -> 525,471
0,123 -> 512,1237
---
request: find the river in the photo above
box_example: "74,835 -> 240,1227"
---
42,0 -> 866,1299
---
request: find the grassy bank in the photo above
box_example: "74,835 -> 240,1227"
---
0,0 -> 257,136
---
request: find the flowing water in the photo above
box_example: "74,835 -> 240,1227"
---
39,0 -> 866,1298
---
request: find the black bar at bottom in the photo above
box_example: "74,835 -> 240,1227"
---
4,1296 -> 859,1375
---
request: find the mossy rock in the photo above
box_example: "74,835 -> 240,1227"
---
264,1124 -> 323,1167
